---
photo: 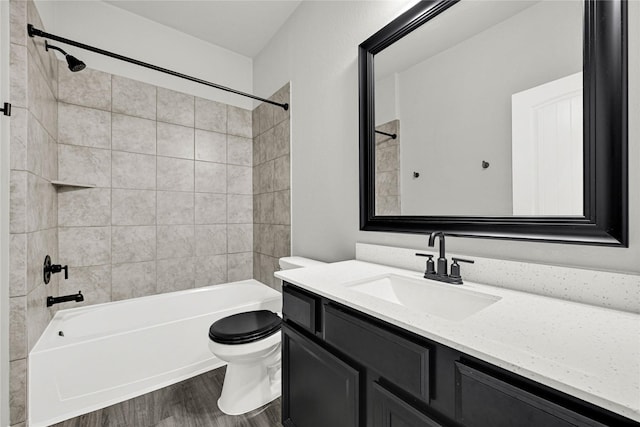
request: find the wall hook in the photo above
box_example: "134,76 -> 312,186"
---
413,172 -> 420,178
482,161 -> 490,169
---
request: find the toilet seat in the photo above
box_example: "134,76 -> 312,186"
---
209,310 -> 281,345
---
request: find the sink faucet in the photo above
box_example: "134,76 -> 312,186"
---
416,232 -> 474,285
428,231 -> 448,277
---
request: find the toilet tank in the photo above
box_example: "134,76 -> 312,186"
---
279,256 -> 326,270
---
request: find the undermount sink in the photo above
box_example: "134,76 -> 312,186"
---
345,274 -> 501,321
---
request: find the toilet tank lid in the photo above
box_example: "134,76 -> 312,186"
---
279,256 -> 326,270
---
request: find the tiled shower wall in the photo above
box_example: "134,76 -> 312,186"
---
375,120 -> 401,215
9,1 -> 59,425
56,68 -> 254,304
252,84 -> 291,289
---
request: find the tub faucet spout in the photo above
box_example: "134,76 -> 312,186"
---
47,291 -> 83,307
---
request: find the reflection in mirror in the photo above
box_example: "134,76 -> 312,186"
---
374,0 -> 583,217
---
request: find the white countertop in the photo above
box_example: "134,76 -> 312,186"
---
275,260 -> 640,422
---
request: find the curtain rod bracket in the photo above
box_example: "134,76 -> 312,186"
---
27,24 -> 289,111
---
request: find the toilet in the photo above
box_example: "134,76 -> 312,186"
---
208,256 -> 325,415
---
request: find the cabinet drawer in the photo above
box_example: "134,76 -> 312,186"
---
324,304 -> 430,401
372,382 -> 443,427
455,362 -> 607,427
283,284 -> 319,333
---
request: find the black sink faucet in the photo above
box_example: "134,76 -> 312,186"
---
428,231 -> 448,277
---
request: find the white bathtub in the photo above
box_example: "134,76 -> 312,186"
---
28,280 -> 282,427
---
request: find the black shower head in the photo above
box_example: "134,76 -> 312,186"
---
45,40 -> 86,72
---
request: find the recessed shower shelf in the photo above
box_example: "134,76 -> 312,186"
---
51,180 -> 96,189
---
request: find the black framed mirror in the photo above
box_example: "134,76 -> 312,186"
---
359,0 -> 627,246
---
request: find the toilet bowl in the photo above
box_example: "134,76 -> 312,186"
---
208,256 -> 325,415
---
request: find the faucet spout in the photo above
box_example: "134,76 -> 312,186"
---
428,232 -> 447,276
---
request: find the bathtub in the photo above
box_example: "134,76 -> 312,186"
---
28,279 -> 282,427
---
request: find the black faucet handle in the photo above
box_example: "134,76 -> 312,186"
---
62,265 -> 68,280
415,253 -> 436,275
450,257 -> 474,281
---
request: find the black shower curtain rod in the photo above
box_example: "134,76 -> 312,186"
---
27,24 -> 289,111
375,130 -> 397,139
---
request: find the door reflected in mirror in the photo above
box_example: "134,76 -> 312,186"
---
373,0 -> 583,217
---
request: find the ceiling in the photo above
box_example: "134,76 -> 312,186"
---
104,1 -> 303,58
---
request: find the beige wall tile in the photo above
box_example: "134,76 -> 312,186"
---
256,224 -> 275,256
158,88 -> 194,127
273,225 -> 291,258
157,156 -> 194,192
9,297 -> 26,361
257,102 -> 274,136
112,75 -> 156,120
157,257 -> 195,293
9,171 -> 26,233
273,118 -> 291,158
112,114 -> 156,155
227,224 -> 252,253
58,188 -> 111,227
273,155 -> 290,191
58,103 -> 111,149
258,160 -> 274,194
227,135 -> 252,166
157,225 -> 195,260
157,191 -> 193,225
10,44 -> 27,108
195,255 -> 227,287
112,189 -> 156,225
112,226 -> 156,264
195,97 -> 226,133
228,252 -> 252,282
273,190 -> 291,225
195,225 -> 227,256
10,107 -> 26,170
262,127 -> 277,162
58,66 -> 111,110
256,192 -> 274,224
27,52 -> 57,136
227,165 -> 252,195
195,161 -> 226,193
26,283 -> 49,350
227,105 -> 252,138
9,234 -> 27,297
26,173 -> 56,232
195,129 -> 226,163
157,122 -> 194,159
195,193 -> 226,224
10,0 -> 27,46
227,194 -> 252,224
112,151 -> 156,190
9,358 -> 26,425
58,144 -> 111,187
112,261 -> 156,300
59,265 -> 112,308
27,111 -> 48,177
59,226 -> 111,267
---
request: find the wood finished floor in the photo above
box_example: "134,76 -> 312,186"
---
53,367 -> 282,427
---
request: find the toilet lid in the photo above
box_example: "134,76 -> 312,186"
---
208,310 -> 282,345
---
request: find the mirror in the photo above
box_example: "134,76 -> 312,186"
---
359,0 -> 627,246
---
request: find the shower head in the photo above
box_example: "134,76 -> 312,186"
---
45,41 -> 86,72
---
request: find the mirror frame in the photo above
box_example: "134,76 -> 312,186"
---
359,0 -> 627,246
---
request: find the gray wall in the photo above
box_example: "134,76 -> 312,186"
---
396,1 -> 582,215
8,1 -> 59,425
253,0 -> 640,276
56,68 -> 254,304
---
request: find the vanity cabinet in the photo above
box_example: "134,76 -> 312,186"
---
282,282 -> 639,427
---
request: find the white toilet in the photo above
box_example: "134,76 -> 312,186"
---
208,256 -> 325,415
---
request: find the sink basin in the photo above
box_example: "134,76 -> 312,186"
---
345,274 -> 501,321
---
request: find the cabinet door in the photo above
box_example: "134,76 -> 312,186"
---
372,382 -> 444,427
282,324 -> 360,427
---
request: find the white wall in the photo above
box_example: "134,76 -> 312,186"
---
34,0 -> 253,109
254,0 -> 640,275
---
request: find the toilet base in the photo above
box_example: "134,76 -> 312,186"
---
217,344 -> 281,416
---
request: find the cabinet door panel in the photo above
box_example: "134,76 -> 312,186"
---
283,324 -> 360,427
455,362 -> 606,427
373,382 -> 444,427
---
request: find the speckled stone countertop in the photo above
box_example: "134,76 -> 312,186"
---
275,260 -> 640,423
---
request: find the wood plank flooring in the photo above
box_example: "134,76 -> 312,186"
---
53,367 -> 282,427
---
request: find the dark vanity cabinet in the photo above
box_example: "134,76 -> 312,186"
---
282,283 -> 639,427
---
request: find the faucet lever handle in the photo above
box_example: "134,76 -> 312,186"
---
450,257 -> 474,280
452,257 -> 474,264
415,253 -> 435,275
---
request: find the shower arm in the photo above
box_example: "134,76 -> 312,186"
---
27,24 -> 289,111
